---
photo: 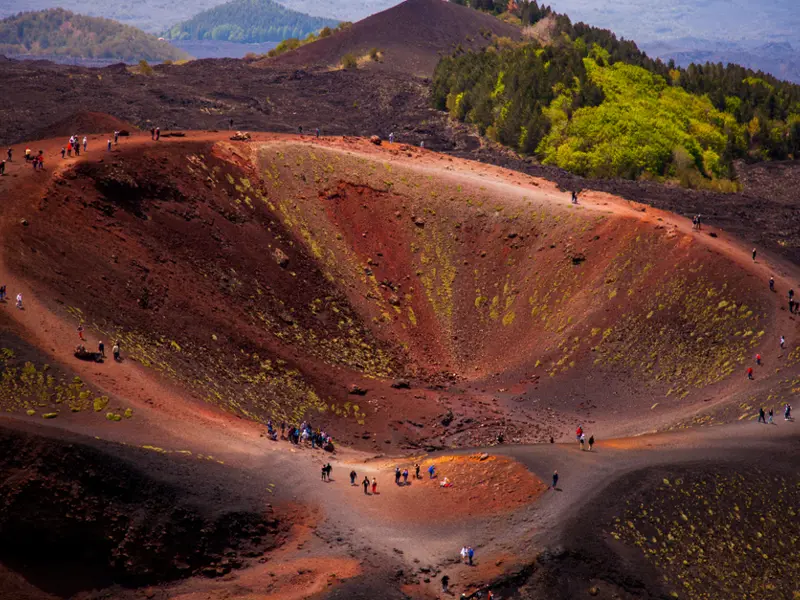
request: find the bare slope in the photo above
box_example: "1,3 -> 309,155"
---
0,133 -> 793,450
259,0 -> 522,76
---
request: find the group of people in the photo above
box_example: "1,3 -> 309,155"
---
575,425 -> 595,451
758,404 -> 792,424
25,148 -> 45,170
61,135 -> 87,159
691,214 -> 703,230
267,419 -> 334,451
2,287 -> 24,309
459,546 -> 475,565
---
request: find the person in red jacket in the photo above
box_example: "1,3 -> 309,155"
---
747,367 -> 754,380
575,425 -> 583,442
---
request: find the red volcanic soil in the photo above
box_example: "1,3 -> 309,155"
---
0,131 -> 797,451
29,111 -> 139,143
259,0 -> 522,76
0,131 -> 798,600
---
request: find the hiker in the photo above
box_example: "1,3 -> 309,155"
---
155,127 -> 161,141
780,335 -> 786,349
752,248 -> 757,262
692,214 -> 698,230
768,408 -> 774,424
350,470 -> 357,485
77,324 -> 85,341
571,190 -> 578,204
298,126 -> 303,135
315,127 -> 320,138
61,147 -> 66,159
363,476 -> 370,494
415,463 -> 421,479
0,159 -> 5,175
758,407 -> 766,424
83,137 -> 88,151
67,143 -> 72,157
769,277 -> 775,292
428,464 -> 435,479
460,547 -> 467,563
441,575 -> 450,594
151,127 -> 156,140
467,546 -> 474,565
420,140 -> 424,149
389,132 -> 395,143
114,131 -> 119,144
588,434 -> 595,450
321,464 -> 327,481
789,298 -> 794,313
371,477 -> 377,494
551,470 -> 558,489
24,148 -> 31,161
325,463 -> 332,480
747,367 -> 754,380
785,403 -> 792,420
395,467 -> 401,485
696,214 -> 702,230
402,468 -> 409,484
756,353 -> 762,366
112,343 -> 120,361
16,293 -> 23,309
575,425 -> 583,442
6,148 -> 11,161
0,285 -> 5,301
579,433 -> 586,450
107,139 -> 112,152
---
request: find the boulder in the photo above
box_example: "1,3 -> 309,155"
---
391,379 -> 411,389
348,384 -> 367,395
273,248 -> 289,268
370,135 -> 382,146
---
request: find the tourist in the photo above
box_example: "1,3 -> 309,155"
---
747,367 -> 754,380
107,139 -> 112,152
6,148 -> 11,161
321,464 -> 327,481
579,433 -> 586,450
156,127 -> 160,141
371,477 -> 377,494
441,575 -> 449,593
768,408 -> 774,424
350,470 -> 357,485
83,136 -> 88,151
588,435 -> 595,451
780,335 -> 786,350
363,476 -> 370,494
61,147 -> 66,159
0,159 -> 5,175
460,547 -> 467,563
467,546 -> 474,565
151,127 -> 155,140
785,403 -> 792,420
77,324 -> 85,341
752,248 -> 757,262
0,285 -> 6,301
402,468 -> 409,484
395,467 -> 401,485
114,131 -> 119,144
769,277 -> 775,292
16,293 -> 23,309
112,343 -> 120,361
428,464 -> 435,479
576,424 -> 583,442
551,470 -> 558,489
758,407 -> 766,424
756,353 -> 762,366
415,463 -> 421,479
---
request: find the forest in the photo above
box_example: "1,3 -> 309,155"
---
0,8 -> 189,61
162,0 -> 338,44
433,0 -> 800,186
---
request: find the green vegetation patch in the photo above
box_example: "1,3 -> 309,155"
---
610,469 -> 800,599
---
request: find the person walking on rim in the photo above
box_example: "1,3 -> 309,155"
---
768,408 -> 774,424
321,464 -> 327,481
758,407 -> 766,424
350,470 -> 357,485
780,335 -> 786,350
415,463 -> 421,479
362,476 -> 370,494
371,477 -> 377,494
551,470 -> 559,489
752,248 -> 757,262
770,277 -> 775,292
395,467 -> 401,485
402,468 -> 409,484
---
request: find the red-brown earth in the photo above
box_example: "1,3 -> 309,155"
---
0,130 -> 797,600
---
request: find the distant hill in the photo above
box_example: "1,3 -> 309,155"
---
0,9 -> 190,62
277,0 -> 401,22
260,0 -> 521,76
163,0 -> 338,44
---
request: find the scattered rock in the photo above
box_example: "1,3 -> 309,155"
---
370,135 -> 382,145
479,452 -> 490,461
348,384 -> 367,395
412,216 -> 425,227
589,586 -> 599,596
391,379 -> 411,389
388,294 -> 401,306
273,248 -> 289,268
20,219 -> 28,226
230,131 -> 251,141
709,232 -> 718,238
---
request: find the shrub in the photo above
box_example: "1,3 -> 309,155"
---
369,47 -> 381,61
138,59 -> 154,76
341,53 -> 358,70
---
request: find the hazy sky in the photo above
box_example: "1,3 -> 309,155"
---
543,0 -> 798,45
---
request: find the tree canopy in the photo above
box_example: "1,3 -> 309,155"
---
162,0 -> 339,44
432,0 -> 800,187
0,8 -> 190,61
